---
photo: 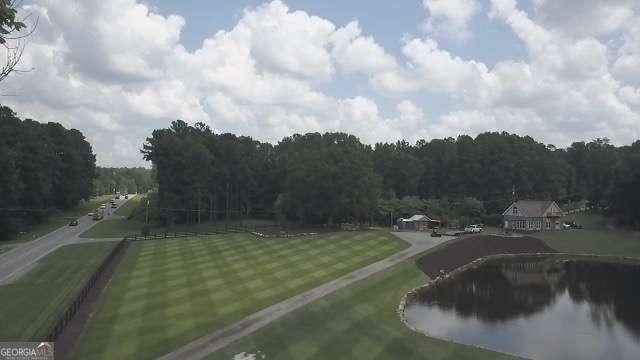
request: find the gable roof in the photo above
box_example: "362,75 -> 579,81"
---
503,200 -> 562,217
403,214 -> 431,222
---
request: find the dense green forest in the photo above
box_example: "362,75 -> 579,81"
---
93,167 -> 154,195
143,120 -> 640,228
0,106 -> 96,238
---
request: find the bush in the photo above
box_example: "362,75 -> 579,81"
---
483,214 -> 503,227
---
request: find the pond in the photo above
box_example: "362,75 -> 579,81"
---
403,257 -> 640,360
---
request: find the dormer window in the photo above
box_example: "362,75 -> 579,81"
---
513,206 -> 518,214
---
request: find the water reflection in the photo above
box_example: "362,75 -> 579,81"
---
404,258 -> 640,359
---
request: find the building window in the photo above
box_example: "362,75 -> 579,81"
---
513,206 -> 518,214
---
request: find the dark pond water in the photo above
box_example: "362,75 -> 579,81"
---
404,258 -> 640,360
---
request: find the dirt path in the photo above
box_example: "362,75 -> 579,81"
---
158,232 -> 452,360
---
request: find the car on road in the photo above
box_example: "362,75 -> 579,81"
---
69,219 -> 79,226
464,224 -> 483,233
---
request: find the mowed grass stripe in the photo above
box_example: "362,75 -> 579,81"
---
208,259 -> 515,360
70,231 -> 407,360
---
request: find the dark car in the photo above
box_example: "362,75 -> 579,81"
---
69,219 -> 79,226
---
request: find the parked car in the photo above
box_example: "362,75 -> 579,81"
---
87,212 -> 94,217
464,224 -> 483,233
124,194 -> 129,199
563,221 -> 583,229
69,219 -> 79,226
111,203 -> 117,208
430,229 -> 442,237
100,204 -> 106,209
93,212 -> 103,221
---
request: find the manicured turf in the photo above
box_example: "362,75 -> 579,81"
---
537,213 -> 640,257
0,242 -> 116,340
7,195 -> 112,243
206,214 -> 640,360
208,255 -> 516,360
69,231 -> 408,359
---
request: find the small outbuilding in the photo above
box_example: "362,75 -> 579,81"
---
397,214 -> 440,231
503,200 -> 564,232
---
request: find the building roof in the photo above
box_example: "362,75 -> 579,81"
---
503,200 -> 562,217
403,214 -> 431,222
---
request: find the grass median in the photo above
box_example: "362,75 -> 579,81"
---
0,242 -> 116,340
8,195 -> 112,243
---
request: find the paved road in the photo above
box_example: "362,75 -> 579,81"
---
0,195 -> 135,285
159,231 -> 453,360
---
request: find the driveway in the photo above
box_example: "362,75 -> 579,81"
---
159,231 -> 453,360
0,195 -> 135,285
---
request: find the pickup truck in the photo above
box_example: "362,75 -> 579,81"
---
464,224 -> 483,233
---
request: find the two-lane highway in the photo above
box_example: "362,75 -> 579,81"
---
0,195 -> 135,285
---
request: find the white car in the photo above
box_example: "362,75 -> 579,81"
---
464,224 -> 483,233
100,204 -> 106,209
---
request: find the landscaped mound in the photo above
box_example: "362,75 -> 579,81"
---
416,235 -> 556,277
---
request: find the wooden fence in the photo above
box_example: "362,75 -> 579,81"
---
46,238 -> 129,342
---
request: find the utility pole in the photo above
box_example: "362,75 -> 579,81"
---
145,199 -> 150,225
225,181 -> 230,230
209,195 -> 213,222
197,189 -> 201,224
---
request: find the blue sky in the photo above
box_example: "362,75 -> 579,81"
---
4,0 -> 640,166
144,0 -> 527,118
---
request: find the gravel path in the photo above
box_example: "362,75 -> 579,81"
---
158,231 -> 453,360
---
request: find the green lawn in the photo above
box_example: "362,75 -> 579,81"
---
114,196 -> 143,217
207,213 -> 640,360
537,212 -> 640,257
0,242 -> 116,340
208,254 -> 515,360
79,219 -> 146,238
8,195 -> 112,243
0,245 -> 14,255
69,231 -> 408,359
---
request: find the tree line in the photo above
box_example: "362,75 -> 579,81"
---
143,120 -> 640,228
93,167 -> 154,195
0,105 -> 96,239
